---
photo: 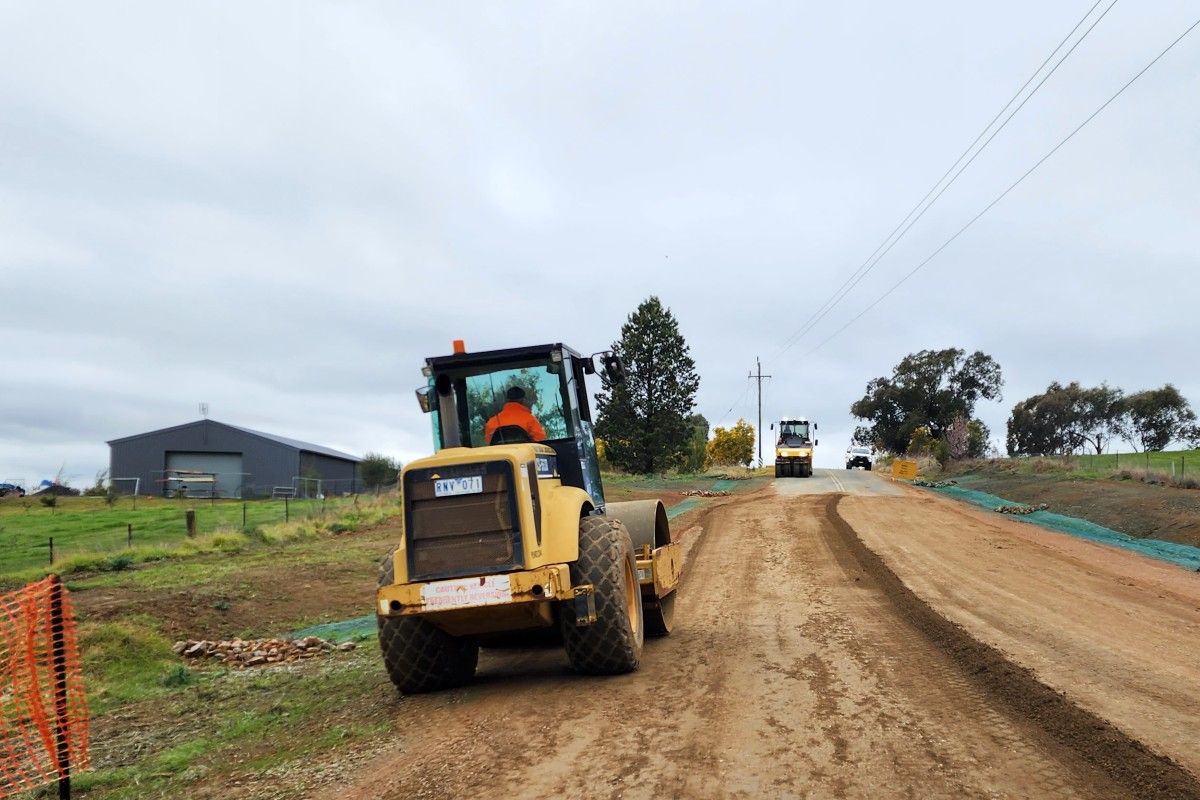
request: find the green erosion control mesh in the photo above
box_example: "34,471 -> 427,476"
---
931,485 -> 1200,572
289,480 -> 748,641
289,615 -> 376,643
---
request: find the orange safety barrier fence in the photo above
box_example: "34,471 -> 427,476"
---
0,575 -> 89,798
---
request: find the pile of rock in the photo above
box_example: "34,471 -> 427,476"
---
681,489 -> 731,497
173,636 -> 356,668
995,503 -> 1049,515
912,479 -> 958,488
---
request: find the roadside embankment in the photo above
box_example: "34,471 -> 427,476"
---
943,460 -> 1200,549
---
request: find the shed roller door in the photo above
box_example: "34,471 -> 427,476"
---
166,452 -> 243,498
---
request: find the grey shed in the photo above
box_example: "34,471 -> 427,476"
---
107,419 -> 361,498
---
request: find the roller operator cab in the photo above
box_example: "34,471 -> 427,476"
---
773,417 -> 817,478
376,341 -> 682,693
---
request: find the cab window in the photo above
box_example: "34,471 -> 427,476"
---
779,422 -> 810,446
459,364 -> 569,446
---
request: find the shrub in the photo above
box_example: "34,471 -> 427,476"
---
104,555 -> 134,572
161,665 -> 193,688
706,419 -> 755,467
208,533 -> 248,553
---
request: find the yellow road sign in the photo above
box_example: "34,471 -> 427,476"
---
892,459 -> 918,480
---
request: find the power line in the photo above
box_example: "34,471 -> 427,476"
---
714,379 -> 752,427
804,14 -> 1200,357
773,0 -> 1118,358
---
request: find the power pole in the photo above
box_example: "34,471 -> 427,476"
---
749,357 -> 772,467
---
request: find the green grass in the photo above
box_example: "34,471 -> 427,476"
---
0,494 -> 394,581
949,448 -> 1200,487
76,650 -> 391,798
600,466 -> 770,494
79,616 -> 187,714
1065,448 -> 1199,475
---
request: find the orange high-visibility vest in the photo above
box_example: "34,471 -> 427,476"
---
484,402 -> 548,443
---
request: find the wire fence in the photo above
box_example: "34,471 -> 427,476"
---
0,494 -> 396,576
1072,451 -> 1194,478
134,472 -> 370,500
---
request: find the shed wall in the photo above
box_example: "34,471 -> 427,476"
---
110,420 -> 300,497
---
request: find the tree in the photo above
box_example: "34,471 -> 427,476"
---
1008,383 -> 1073,455
850,348 -> 1003,454
1183,423 -> 1200,449
966,419 -> 990,458
1007,382 -> 1124,456
594,296 -> 700,473
851,425 -> 876,448
678,414 -> 710,473
360,452 -> 401,490
1068,383 -> 1125,454
706,419 -> 755,467
1118,384 -> 1197,452
944,416 -> 970,459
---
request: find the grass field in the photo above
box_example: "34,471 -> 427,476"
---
946,448 -> 1200,491
0,494 -> 387,584
1067,448 -> 1199,475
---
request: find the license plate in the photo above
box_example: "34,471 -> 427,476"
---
422,575 -> 512,610
434,476 -> 483,497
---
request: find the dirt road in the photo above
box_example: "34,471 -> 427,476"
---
321,471 -> 1200,799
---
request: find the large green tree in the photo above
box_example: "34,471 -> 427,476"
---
1007,382 -> 1124,456
1118,384 -> 1196,452
850,348 -> 1002,455
595,296 -> 700,473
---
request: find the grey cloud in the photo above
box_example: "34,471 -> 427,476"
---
2,0 -> 1198,483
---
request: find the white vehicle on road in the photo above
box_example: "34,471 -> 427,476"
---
845,446 -> 874,471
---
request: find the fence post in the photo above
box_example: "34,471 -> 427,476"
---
127,524 -> 132,549
185,510 -> 196,537
242,502 -> 247,529
49,536 -> 54,566
48,575 -> 73,800
285,497 -> 289,523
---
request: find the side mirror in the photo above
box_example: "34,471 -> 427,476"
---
602,352 -> 626,385
582,357 -> 596,375
415,386 -> 432,414
770,423 -> 774,431
814,422 -> 819,430
815,439 -> 819,447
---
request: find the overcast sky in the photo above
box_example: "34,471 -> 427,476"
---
2,0 -> 1198,483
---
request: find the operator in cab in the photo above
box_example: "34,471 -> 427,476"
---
484,386 -> 547,443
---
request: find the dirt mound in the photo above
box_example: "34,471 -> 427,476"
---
953,470 -> 1200,548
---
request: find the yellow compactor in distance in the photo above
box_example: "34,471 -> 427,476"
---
772,417 -> 817,478
376,341 -> 681,693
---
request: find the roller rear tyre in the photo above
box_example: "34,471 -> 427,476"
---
562,516 -> 644,674
376,547 -> 479,693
